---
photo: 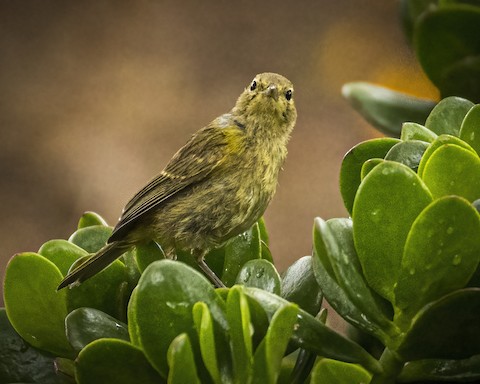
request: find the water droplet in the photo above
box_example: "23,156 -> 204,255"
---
470,131 -> 476,141
243,270 -> 251,282
409,268 -> 415,275
255,268 -> 264,278
446,227 -> 454,235
452,254 -> 462,266
166,301 -> 190,312
370,209 -> 381,223
382,167 -> 393,176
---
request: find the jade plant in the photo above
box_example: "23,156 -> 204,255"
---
1,213 -> 379,383
3,1 -> 480,382
2,96 -> 480,383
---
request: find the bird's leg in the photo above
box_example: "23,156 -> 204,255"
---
193,250 -> 225,288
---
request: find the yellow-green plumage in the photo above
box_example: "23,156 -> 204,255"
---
58,72 -> 297,289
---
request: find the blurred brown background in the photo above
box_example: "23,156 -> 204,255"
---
0,1 -> 437,305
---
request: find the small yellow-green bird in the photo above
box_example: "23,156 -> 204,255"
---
58,72 -> 297,289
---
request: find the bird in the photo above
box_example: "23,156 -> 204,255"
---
58,72 -> 297,290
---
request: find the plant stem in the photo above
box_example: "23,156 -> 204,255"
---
370,348 -> 404,384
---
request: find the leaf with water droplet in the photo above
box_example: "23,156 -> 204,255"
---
236,259 -> 281,295
424,97 -> 474,136
312,218 -> 396,344
421,143 -> 480,202
243,287 -> 382,374
130,260 -> 227,376
394,196 -> 480,329
353,161 -> 432,301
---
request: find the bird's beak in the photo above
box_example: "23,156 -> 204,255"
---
265,84 -> 279,101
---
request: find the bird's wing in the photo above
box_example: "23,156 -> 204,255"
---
108,126 -> 232,242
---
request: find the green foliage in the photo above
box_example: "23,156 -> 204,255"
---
1,212 -> 331,383
332,95 -> 480,382
2,3 -> 480,382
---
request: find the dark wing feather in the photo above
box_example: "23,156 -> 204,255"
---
108,126 -> 229,242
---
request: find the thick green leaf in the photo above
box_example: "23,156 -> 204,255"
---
424,96 -> 475,135
352,161 -> 433,301
417,133 -> 476,178
281,256 -> 323,316
38,239 -> 88,276
421,143 -> 480,201
222,224 -> 262,286
130,260 -> 227,376
192,302 -> 223,384
68,225 -> 113,253
252,304 -> 299,384
394,196 -> 480,327
0,308 -> 69,384
310,359 -> 372,384
75,338 -> 163,384
360,158 -> 384,180
65,308 -> 129,353
340,138 -> 400,214
398,288 -> 480,360
314,218 -> 397,342
167,334 -> 201,384
415,6 -> 480,101
4,253 -> 73,357
459,104 -> 480,155
226,286 -> 252,384
400,122 -> 438,143
398,354 -> 480,383
342,82 -> 436,136
243,287 -> 382,374
384,140 -> 430,171
77,211 -> 109,229
236,259 -> 281,295
312,242 -> 386,340
65,259 -> 128,320
135,241 -> 166,273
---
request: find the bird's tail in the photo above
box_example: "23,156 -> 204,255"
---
57,241 -> 131,290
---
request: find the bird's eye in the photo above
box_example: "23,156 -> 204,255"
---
285,89 -> 293,101
250,80 -> 257,91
